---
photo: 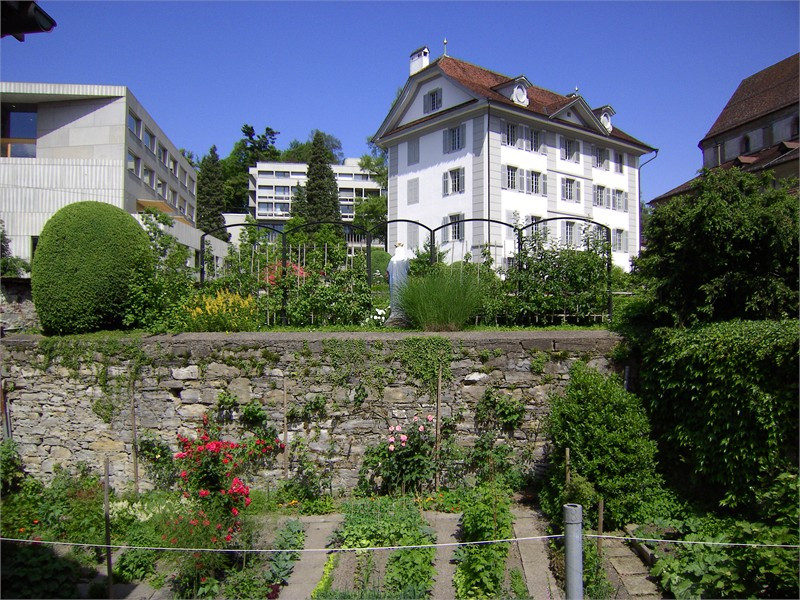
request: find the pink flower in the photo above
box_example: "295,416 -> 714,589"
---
401,442 -> 406,447
419,425 -> 425,432
388,444 -> 395,452
400,434 -> 407,442
413,416 -> 419,422
388,436 -> 395,443
395,425 -> 402,432
389,425 -> 395,432
427,414 -> 434,422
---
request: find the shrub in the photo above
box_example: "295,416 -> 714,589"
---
540,362 -> 669,529
640,319 -> 799,511
31,201 -> 153,334
399,265 -> 481,331
181,289 -> 261,332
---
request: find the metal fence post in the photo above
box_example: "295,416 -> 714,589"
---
564,503 -> 583,600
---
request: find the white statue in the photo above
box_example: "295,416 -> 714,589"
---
386,242 -> 411,325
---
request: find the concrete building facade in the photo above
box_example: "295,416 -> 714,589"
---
373,49 -> 656,271
0,82 -> 228,266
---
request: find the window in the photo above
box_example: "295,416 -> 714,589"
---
275,171 -> 290,178
407,178 -> 419,205
526,127 -> 545,153
502,123 -> 517,147
143,165 -> 155,188
741,135 -> 751,154
443,124 -> 466,153
188,178 -> 196,195
424,88 -> 442,113
179,167 -> 187,187
594,185 -> 610,207
157,179 -> 166,197
442,167 -> 465,195
143,129 -> 155,153
504,165 -> 518,190
612,229 -> 628,252
562,221 -> 576,246
127,112 -> 141,137
527,215 -> 542,235
275,186 -> 290,197
560,136 -> 580,162
1,103 -> 37,157
169,156 -> 178,176
258,170 -> 275,177
157,144 -> 167,164
442,213 -> 464,242
615,151 -> 624,173
168,188 -> 178,206
594,146 -> 609,170
527,171 -> 545,195
612,189 -> 628,212
178,198 -> 186,215
407,138 -> 419,165
187,205 -> 195,220
561,177 -> 581,203
127,150 -> 141,176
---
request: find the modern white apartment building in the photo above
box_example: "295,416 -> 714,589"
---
247,158 -> 382,230
0,82 -> 228,266
373,48 -> 656,270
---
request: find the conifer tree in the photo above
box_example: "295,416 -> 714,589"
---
291,131 -> 342,233
196,145 -> 229,241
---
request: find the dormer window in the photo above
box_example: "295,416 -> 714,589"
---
600,112 -> 613,132
741,135 -> 751,154
512,84 -> 529,106
424,88 -> 442,113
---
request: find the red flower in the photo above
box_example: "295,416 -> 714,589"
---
231,507 -> 239,516
225,534 -> 232,542
198,489 -> 210,497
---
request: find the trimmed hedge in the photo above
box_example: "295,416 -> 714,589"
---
640,319 -> 799,510
31,202 -> 153,334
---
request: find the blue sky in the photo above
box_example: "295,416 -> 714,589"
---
2,1 -> 798,202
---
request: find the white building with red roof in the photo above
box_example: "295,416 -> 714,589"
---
373,47 -> 656,270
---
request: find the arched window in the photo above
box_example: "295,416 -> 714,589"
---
740,135 -> 751,154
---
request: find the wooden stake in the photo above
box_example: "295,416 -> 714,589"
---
597,497 -> 605,558
435,364 -> 442,491
130,378 -> 139,495
283,378 -> 289,480
104,458 -> 114,599
565,447 -> 571,486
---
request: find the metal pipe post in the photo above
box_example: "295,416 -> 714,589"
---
564,503 -> 583,600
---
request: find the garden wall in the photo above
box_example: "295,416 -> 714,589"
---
0,331 -> 620,491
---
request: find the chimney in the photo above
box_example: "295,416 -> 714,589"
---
409,46 -> 430,76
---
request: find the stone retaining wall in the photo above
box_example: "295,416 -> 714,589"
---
0,331 -> 620,491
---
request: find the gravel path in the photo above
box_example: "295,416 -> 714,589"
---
281,514 -> 343,600
426,511 -> 461,600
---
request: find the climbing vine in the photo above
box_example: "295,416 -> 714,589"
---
394,336 -> 453,398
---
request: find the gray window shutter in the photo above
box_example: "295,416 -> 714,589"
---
576,180 -> 581,202
515,125 -> 522,149
441,216 -> 449,242
591,145 -> 597,167
459,124 -> 466,150
424,94 -> 430,114
542,174 -> 547,196
592,184 -> 597,205
501,165 -> 508,189
574,141 -> 580,162
560,137 -> 567,160
623,232 -> 629,253
605,189 -> 610,208
561,177 -> 566,200
442,172 -> 449,196
624,192 -> 629,212
540,130 -> 547,154
443,130 -> 449,154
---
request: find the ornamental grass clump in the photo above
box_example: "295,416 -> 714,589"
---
399,265 -> 480,331
181,289 -> 261,332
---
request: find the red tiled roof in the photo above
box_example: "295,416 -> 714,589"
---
392,56 -> 654,150
650,138 -> 799,204
701,53 -> 799,143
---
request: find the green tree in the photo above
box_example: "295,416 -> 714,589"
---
196,145 -> 229,241
358,141 -> 388,190
352,193 -> 387,241
220,124 -> 280,213
635,167 -> 798,325
280,129 -> 343,164
290,131 -> 342,233
0,219 -> 29,277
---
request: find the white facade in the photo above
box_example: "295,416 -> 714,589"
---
0,82 -> 228,266
374,52 -> 655,271
247,158 -> 382,229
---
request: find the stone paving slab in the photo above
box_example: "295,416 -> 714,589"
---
610,554 -> 651,576
511,506 -> 562,600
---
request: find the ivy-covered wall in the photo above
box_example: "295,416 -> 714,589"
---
0,331 -> 620,490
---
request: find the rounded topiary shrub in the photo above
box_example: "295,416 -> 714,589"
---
31,201 -> 153,334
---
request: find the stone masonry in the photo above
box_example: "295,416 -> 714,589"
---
0,331 -> 620,491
